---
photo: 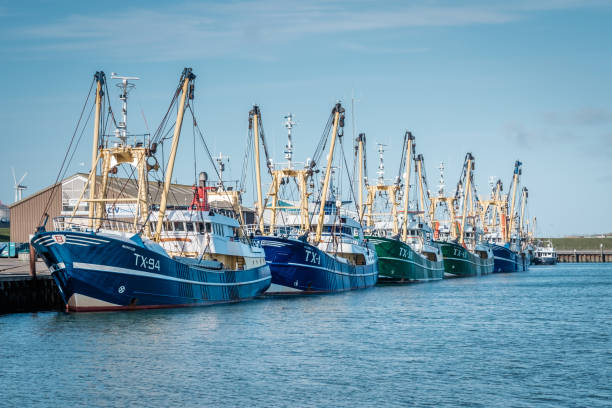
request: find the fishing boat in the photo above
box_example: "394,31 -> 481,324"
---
248,104 -> 378,293
362,134 -> 444,283
480,163 -> 528,272
430,155 -> 494,277
31,69 -> 271,311
534,240 -> 557,265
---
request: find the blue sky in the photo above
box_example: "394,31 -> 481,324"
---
1,0 -> 611,236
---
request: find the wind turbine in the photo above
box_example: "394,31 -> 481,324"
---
12,167 -> 27,202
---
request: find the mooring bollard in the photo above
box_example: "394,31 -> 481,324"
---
29,243 -> 37,279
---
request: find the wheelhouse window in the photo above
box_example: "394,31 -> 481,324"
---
174,222 -> 185,232
186,222 -> 194,232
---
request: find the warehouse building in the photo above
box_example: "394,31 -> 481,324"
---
9,173 -> 253,242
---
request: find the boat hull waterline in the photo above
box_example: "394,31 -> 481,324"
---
254,236 -> 378,294
31,231 -> 272,312
366,236 -> 444,283
436,241 -> 494,277
487,243 -> 528,273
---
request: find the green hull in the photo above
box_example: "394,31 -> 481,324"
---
435,241 -> 494,277
366,236 -> 444,282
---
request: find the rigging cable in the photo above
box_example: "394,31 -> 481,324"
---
39,77 -> 95,226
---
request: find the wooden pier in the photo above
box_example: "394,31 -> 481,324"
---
557,250 -> 612,263
0,258 -> 63,314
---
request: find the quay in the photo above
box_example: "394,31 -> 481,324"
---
556,250 -> 612,263
0,258 -> 63,314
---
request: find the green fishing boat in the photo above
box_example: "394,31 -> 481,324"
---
367,232 -> 444,282
429,154 -> 494,277
359,132 -> 443,283
436,240 -> 493,277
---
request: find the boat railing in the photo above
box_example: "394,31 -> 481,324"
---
102,133 -> 152,150
243,224 -> 304,238
52,216 -> 143,234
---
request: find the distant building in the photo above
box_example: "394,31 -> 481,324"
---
0,201 -> 9,226
9,173 -> 254,242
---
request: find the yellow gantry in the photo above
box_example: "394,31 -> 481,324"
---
266,168 -> 312,234
356,133 -> 365,222
400,132 -> 414,241
506,161 -> 522,244
154,68 -> 196,241
314,103 -> 343,244
250,106 -> 265,233
88,72 -> 104,228
458,154 -> 474,245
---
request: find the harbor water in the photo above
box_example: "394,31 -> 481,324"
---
1,264 -> 610,407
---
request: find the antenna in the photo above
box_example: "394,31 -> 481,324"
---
377,143 -> 387,185
438,162 -> 445,196
284,113 -> 296,169
488,176 -> 496,193
216,152 -> 230,188
12,167 -> 28,202
111,73 -> 140,143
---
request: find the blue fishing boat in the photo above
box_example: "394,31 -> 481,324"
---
488,242 -> 526,272
482,161 -> 529,272
256,218 -> 378,293
247,104 -> 378,294
31,69 -> 271,311
31,217 -> 270,311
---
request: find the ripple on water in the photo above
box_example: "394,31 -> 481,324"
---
1,264 -> 611,407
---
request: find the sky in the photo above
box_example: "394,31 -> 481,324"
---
0,0 -> 611,236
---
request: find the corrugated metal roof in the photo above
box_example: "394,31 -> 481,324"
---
10,172 -> 195,208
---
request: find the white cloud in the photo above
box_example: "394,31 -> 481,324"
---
542,108 -> 612,126
3,0 -> 611,61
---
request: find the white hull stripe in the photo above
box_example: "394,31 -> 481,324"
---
73,235 -> 110,243
379,274 -> 442,281
282,261 -> 378,277
377,256 -> 445,272
33,236 -> 54,245
260,241 -> 289,247
50,262 -> 66,272
493,255 -> 519,264
72,262 -> 271,287
443,256 -> 494,267
66,237 -> 104,245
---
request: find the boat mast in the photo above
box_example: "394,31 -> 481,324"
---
490,180 -> 502,231
88,71 -> 105,227
154,68 -> 195,242
519,187 -> 528,238
416,154 -> 426,222
365,143 -> 400,234
284,113 -> 295,169
264,111 -> 312,234
315,103 -> 343,244
250,106 -> 265,233
459,153 -> 473,245
357,133 -> 365,221
401,132 -> 414,242
507,160 -> 522,243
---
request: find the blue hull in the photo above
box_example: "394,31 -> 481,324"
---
487,243 -> 528,273
534,257 -> 557,265
254,236 -> 378,293
31,230 -> 271,312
